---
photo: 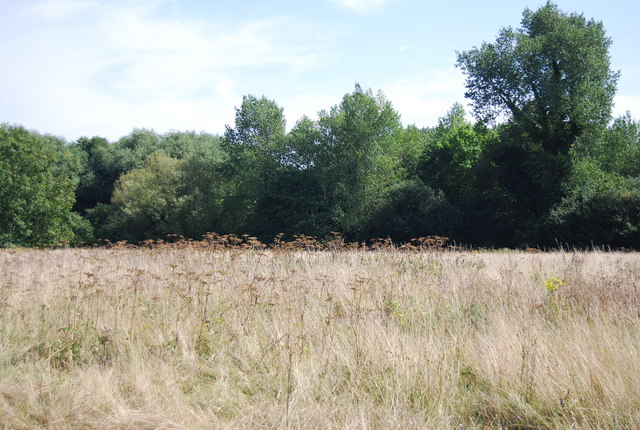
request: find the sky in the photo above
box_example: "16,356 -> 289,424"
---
1,0 -> 639,142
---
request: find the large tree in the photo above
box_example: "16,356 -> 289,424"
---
222,95 -> 287,233
248,116 -> 326,238
0,124 -> 88,246
456,1 -> 618,155
456,2 -> 620,246
315,85 -> 404,238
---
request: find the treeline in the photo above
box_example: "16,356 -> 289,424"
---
2,3 -> 640,249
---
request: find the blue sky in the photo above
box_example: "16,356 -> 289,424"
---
1,0 -> 639,141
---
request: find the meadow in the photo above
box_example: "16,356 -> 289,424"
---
1,245 -> 639,429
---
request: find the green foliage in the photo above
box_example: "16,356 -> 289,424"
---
282,116 -> 322,170
251,169 -> 326,240
455,2 -> 620,247
546,159 -> 640,247
223,95 -> 286,169
222,95 -> 287,231
418,104 -> 492,200
546,116 -> 640,248
219,87 -> 408,241
245,116 -> 327,240
590,113 -> 640,176
0,124 -> 90,247
160,131 -> 224,160
115,129 -> 162,167
71,130 -> 161,218
242,116 -> 328,239
364,181 -> 455,242
72,136 -> 115,213
315,84 -> 405,238
175,150 -> 228,239
394,125 -> 431,179
457,1 -> 618,154
75,130 -> 225,240
469,123 -> 574,246
93,152 -> 184,242
4,3 -> 637,248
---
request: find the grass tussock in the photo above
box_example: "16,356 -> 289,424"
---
1,248 -> 639,429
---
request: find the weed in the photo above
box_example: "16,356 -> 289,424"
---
0,248 -> 638,428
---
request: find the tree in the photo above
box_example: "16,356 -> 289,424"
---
115,129 -> 162,167
159,131 -> 224,160
249,116 -> 327,239
176,150 -> 229,239
592,113 -> 640,177
282,116 -> 322,170
546,159 -> 640,248
72,136 -> 115,214
94,152 -> 184,242
364,180 -> 455,242
418,104 -> 492,201
394,124 -> 432,180
456,2 -> 618,155
0,124 -> 89,246
315,84 -> 404,238
71,129 -> 163,219
223,95 -> 287,169
472,126 -> 569,246
455,2 -> 620,246
222,95 -> 287,232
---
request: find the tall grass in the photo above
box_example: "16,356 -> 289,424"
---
1,248 -> 639,428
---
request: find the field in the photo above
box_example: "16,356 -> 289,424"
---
1,247 -> 639,429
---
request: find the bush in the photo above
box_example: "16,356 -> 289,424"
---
0,124 -> 85,247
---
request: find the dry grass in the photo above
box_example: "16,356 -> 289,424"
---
1,248 -> 639,429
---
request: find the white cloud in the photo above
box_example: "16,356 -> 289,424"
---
0,0 -> 344,140
326,0 -> 394,14
27,0 -> 98,20
281,92 -> 340,128
383,68 -> 469,127
613,94 -> 640,119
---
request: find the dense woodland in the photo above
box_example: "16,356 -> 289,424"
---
2,3 -> 639,249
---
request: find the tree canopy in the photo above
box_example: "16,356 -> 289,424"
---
456,1 -> 618,154
2,2 -> 639,249
0,124 -> 89,246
